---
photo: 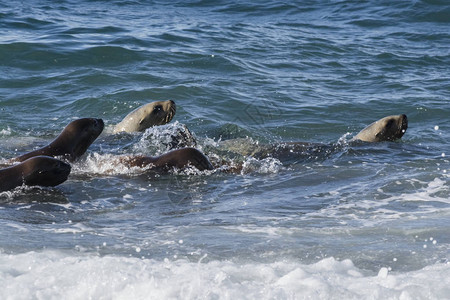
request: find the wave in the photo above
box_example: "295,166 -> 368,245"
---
0,250 -> 448,299
0,42 -> 147,69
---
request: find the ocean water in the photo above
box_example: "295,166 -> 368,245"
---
0,0 -> 449,299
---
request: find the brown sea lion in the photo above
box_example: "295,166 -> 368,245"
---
120,147 -> 213,172
0,156 -> 71,192
352,114 -> 408,142
113,100 -> 176,133
198,114 -> 409,167
255,115 -> 408,160
14,118 -> 104,162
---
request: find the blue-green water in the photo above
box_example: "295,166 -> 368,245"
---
0,1 -> 449,298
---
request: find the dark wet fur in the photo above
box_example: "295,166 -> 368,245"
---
121,148 -> 213,172
0,156 -> 71,192
14,118 -> 104,162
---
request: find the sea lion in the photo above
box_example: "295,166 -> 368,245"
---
352,114 -> 408,142
249,114 -> 409,160
113,100 -> 176,133
14,118 -> 104,162
0,156 -> 71,192
199,114 -> 409,166
120,147 -> 213,172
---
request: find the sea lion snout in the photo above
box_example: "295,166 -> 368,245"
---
164,100 -> 176,124
54,159 -> 71,176
400,114 -> 408,132
168,100 -> 176,112
95,118 -> 104,128
91,118 -> 105,133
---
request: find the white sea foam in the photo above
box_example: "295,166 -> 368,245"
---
241,157 -> 284,174
0,126 -> 11,136
72,153 -> 149,176
0,251 -> 448,300
72,152 -> 215,177
304,175 -> 450,226
134,121 -> 198,155
0,185 -> 53,200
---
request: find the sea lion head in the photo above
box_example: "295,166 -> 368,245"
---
22,156 -> 71,187
353,114 -> 408,142
12,118 -> 104,163
57,118 -> 104,161
114,100 -> 176,133
139,100 -> 176,129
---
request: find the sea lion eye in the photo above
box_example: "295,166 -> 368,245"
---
386,119 -> 394,127
153,105 -> 162,113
